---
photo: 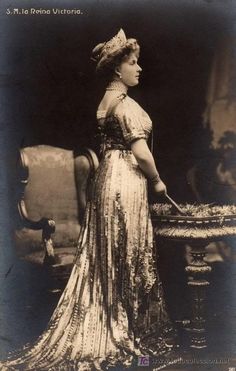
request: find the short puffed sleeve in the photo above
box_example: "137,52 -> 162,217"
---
114,96 -> 151,145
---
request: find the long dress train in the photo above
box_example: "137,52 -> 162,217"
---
0,93 -> 176,370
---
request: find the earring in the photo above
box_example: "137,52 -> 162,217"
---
116,71 -> 122,79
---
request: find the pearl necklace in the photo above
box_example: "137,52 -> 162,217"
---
106,80 -> 128,94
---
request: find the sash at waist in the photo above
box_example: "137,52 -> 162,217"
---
101,143 -> 132,152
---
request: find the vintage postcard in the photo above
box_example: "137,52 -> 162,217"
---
0,0 -> 235,370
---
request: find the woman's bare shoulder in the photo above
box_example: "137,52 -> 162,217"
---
97,91 -> 126,112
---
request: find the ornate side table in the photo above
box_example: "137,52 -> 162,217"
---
151,204 -> 236,349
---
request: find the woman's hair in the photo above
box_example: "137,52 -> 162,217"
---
91,38 -> 140,82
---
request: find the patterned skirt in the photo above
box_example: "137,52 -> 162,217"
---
0,150 -> 176,370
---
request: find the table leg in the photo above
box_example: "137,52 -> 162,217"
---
185,243 -> 212,349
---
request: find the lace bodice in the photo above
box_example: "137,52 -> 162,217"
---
97,95 -> 152,151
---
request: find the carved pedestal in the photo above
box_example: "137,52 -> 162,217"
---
185,243 -> 212,349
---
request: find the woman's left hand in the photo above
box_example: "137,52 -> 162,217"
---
152,179 -> 167,195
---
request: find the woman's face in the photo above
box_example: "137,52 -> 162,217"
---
117,52 -> 142,87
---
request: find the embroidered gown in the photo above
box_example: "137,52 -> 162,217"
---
0,94 -> 175,370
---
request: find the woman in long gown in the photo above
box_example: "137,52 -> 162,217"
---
0,29 -> 179,370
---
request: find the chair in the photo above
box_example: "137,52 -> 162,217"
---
15,145 -> 99,266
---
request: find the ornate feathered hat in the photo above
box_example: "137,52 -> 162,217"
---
91,29 -> 139,71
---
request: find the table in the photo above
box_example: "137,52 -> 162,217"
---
151,205 -> 236,349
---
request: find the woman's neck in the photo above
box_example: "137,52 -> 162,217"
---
106,79 -> 128,94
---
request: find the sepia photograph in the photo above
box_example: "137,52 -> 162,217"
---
0,0 -> 235,369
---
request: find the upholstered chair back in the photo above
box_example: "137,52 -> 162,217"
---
15,145 -> 98,263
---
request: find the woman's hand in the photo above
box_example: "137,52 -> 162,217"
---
152,179 -> 167,196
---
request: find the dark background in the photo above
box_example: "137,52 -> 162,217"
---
1,0 -> 235,201
0,0 -> 236,360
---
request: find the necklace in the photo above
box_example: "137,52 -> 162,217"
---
106,80 -> 128,94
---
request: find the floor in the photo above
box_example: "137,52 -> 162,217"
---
0,247 -> 235,370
